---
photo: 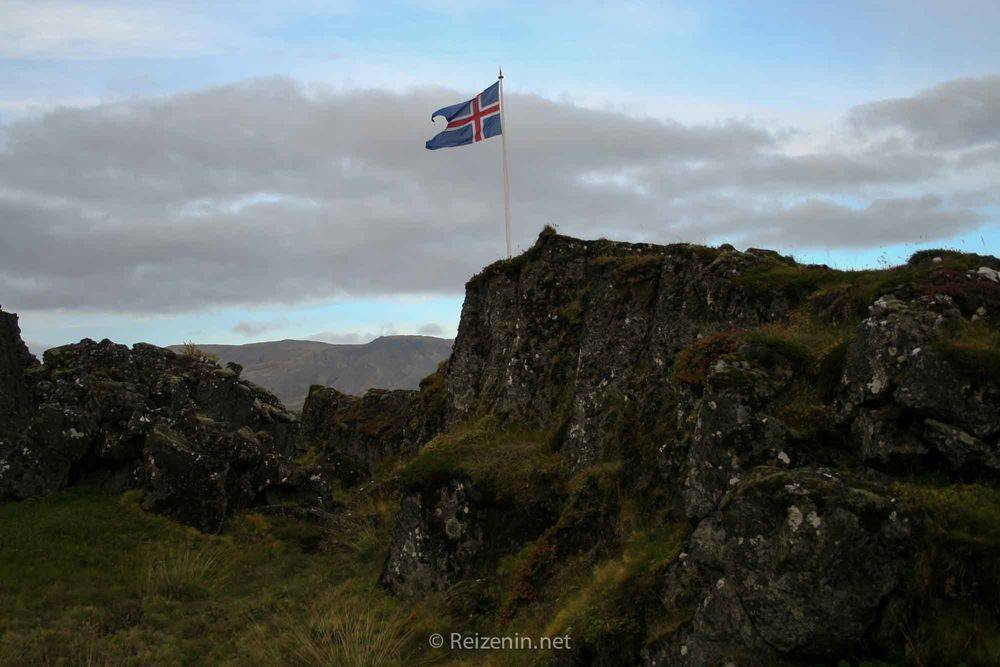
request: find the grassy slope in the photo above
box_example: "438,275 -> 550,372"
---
0,486 -> 445,665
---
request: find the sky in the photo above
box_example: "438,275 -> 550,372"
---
2,0 -> 999,355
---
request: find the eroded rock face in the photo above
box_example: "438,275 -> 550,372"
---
297,374 -> 446,485
675,356 -> 791,519
380,478 -> 485,596
841,293 -> 1000,471
446,231 -> 807,470
647,469 -> 913,666
0,336 -> 332,532
0,307 -> 38,433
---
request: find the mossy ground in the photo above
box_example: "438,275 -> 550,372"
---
399,416 -> 564,504
737,249 -> 999,324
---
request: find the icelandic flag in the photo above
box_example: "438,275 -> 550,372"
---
425,82 -> 502,150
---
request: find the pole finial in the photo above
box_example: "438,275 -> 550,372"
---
498,66 -> 504,80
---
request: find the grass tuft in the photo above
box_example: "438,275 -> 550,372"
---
179,340 -> 218,363
247,595 -> 421,667
141,545 -> 224,601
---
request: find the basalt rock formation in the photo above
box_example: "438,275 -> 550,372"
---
296,366 -> 446,485
0,307 -> 37,433
299,229 -> 1000,664
0,327 -> 334,532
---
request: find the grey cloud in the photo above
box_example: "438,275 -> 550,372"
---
632,149 -> 945,198
849,76 -> 1000,149
0,76 -> 994,314
684,195 -> 984,250
417,323 -> 444,336
232,319 -> 287,337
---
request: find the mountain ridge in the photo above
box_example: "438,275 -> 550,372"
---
168,334 -> 453,410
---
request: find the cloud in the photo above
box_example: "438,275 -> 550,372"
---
0,75 -> 994,316
0,1 -> 223,60
417,323 -> 445,336
309,329 -> 391,344
24,340 -> 49,359
691,195 -> 984,249
849,76 -> 1000,149
232,319 -> 287,337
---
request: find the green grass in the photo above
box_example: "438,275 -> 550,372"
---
540,524 -> 689,661
141,545 -> 225,601
893,481 -> 1000,665
932,320 -> 1000,382
0,485 -> 448,666
247,593 -> 424,667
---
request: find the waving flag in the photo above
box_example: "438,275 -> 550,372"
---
425,71 -> 513,260
425,82 -> 502,150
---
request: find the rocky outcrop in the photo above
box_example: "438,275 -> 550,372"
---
647,469 -> 913,665
365,232 -> 1000,664
0,306 -> 38,433
0,336 -> 333,532
297,366 -> 447,484
379,477 -> 485,595
6,229 -> 1000,663
446,230 -> 808,470
841,291 -> 1000,472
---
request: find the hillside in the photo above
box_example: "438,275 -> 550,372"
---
3,228 -> 1000,665
170,335 -> 453,410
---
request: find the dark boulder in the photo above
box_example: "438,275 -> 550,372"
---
841,293 -> 1000,473
380,477 -> 485,596
0,334 -> 333,531
674,356 -> 791,519
445,231 -> 812,471
647,468 -> 914,665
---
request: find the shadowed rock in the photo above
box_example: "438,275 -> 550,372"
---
0,306 -> 38,433
0,335 -> 333,532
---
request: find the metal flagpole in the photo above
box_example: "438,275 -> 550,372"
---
498,67 -> 512,259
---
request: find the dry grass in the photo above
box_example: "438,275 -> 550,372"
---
179,340 -> 217,362
141,545 -> 224,600
246,595 -> 421,667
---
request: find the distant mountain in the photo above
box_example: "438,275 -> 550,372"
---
169,335 -> 453,410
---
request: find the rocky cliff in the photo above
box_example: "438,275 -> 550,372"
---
300,229 -> 1000,664
0,307 -> 37,433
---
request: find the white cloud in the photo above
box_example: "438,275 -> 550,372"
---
0,1 -> 224,60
